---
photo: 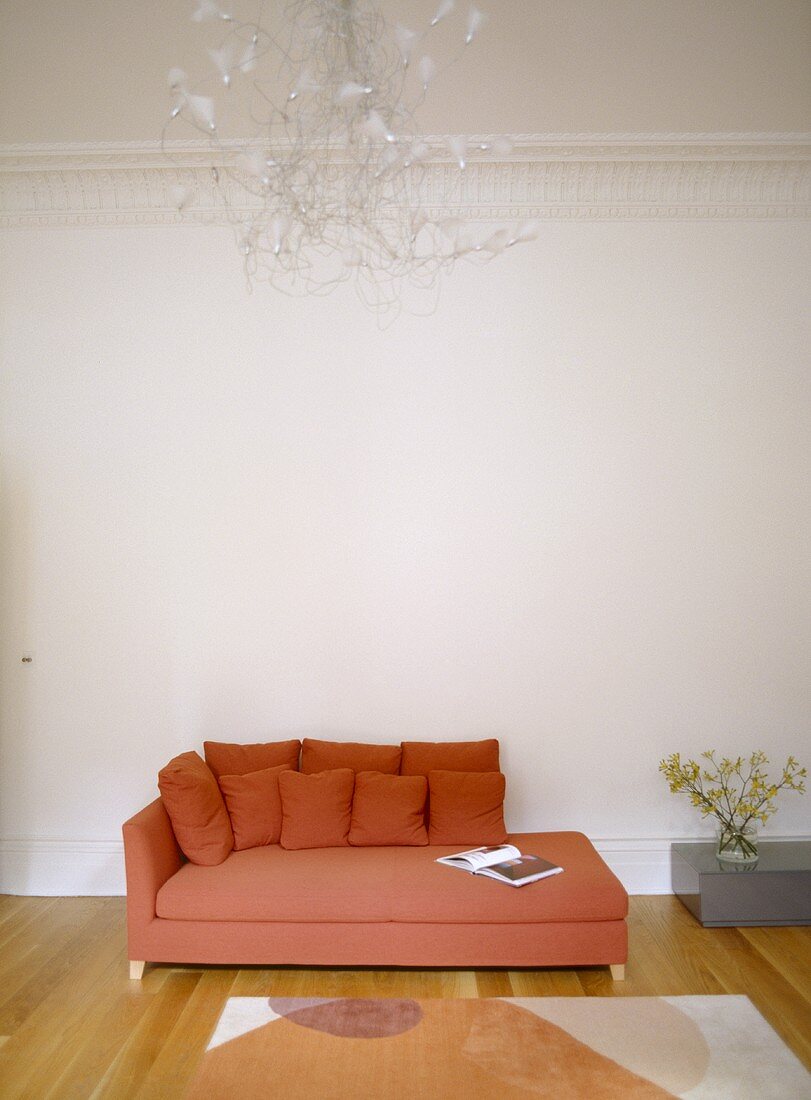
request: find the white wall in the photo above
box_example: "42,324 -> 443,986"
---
1,1 -> 810,894
1,217 -> 810,894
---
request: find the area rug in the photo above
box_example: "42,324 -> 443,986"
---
185,995 -> 810,1099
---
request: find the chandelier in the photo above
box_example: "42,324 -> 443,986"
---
165,0 -> 537,315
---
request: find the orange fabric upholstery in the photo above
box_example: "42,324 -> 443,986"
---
159,845 -> 397,922
157,751 -> 233,865
279,768 -> 355,849
155,833 -> 626,925
301,738 -> 401,775
348,772 -> 428,846
396,832 -> 628,925
399,739 -> 500,776
125,734 -> 629,972
122,798 -> 184,951
426,770 -> 507,845
204,739 -> 301,780
218,764 -> 290,850
124,804 -> 628,967
128,915 -> 627,969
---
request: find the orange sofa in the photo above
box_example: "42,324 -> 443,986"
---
123,799 -> 628,980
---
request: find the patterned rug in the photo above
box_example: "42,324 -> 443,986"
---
186,995 -> 810,1099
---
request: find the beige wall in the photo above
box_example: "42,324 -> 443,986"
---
1,220 -> 810,857
1,1 -> 810,893
1,0 -> 810,142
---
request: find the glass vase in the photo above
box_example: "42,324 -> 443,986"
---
716,823 -> 758,864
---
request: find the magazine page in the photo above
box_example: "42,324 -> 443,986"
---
476,854 -> 563,886
436,844 -> 521,871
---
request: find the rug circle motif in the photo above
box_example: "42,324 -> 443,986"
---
268,996 -> 424,1038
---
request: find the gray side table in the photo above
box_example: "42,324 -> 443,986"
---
671,840 -> 811,927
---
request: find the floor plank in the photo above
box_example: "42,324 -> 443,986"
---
0,899 -> 127,1099
0,898 -> 123,1036
0,897 -> 87,1002
134,968 -> 237,1099
475,970 -> 514,997
0,893 -> 806,1097
738,924 -> 811,999
90,971 -> 202,1100
508,968 -> 585,996
629,896 -> 728,996
43,977 -> 157,1100
0,897 -> 55,946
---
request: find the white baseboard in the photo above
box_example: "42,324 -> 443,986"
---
0,839 -> 126,896
1,835 -> 807,898
593,839 -> 682,895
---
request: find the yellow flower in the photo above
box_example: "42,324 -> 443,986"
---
661,749 -> 806,830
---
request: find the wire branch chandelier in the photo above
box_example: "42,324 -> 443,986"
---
165,0 -> 537,315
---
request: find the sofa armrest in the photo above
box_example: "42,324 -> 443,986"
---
122,797 -> 184,932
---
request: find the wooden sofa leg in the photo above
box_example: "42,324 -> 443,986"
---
129,960 -> 146,981
609,963 -> 626,981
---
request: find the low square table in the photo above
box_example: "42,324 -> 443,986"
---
671,840 -> 811,927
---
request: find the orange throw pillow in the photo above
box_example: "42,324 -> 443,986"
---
279,768 -> 355,849
218,764 -> 291,850
427,770 -> 507,845
348,772 -> 428,846
204,739 -> 301,779
158,751 -> 234,865
399,739 -> 500,776
301,738 -> 401,775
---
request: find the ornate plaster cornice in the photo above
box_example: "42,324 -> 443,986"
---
1,133 -> 809,228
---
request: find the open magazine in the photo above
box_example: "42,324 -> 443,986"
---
436,844 -> 563,887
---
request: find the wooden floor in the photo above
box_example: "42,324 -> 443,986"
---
0,895 -> 808,1097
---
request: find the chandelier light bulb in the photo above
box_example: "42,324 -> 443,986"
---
192,0 -> 228,23
418,56 -> 436,90
209,45 -> 237,84
163,0 -> 534,317
337,82 -> 370,104
448,136 -> 468,170
394,25 -> 418,67
465,7 -> 485,45
185,93 -> 216,131
431,0 -> 455,28
170,185 -> 192,211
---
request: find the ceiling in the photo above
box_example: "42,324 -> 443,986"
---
1,0 -> 810,145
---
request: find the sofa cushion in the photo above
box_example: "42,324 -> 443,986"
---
397,832 -> 628,924
399,739 -> 500,776
348,772 -> 428,846
218,764 -> 290,851
154,832 -> 628,924
204,739 -> 301,780
279,768 -> 355,849
157,845 -> 397,922
157,751 -> 234,866
427,770 -> 507,845
301,738 -> 401,775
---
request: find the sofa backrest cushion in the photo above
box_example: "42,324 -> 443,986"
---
278,768 -> 355,849
399,739 -> 500,776
301,738 -> 401,775
203,739 -> 301,779
157,751 -> 234,865
426,770 -> 508,845
348,771 -> 429,846
218,763 -> 291,850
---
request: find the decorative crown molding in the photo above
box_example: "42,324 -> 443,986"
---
1,133 -> 809,228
